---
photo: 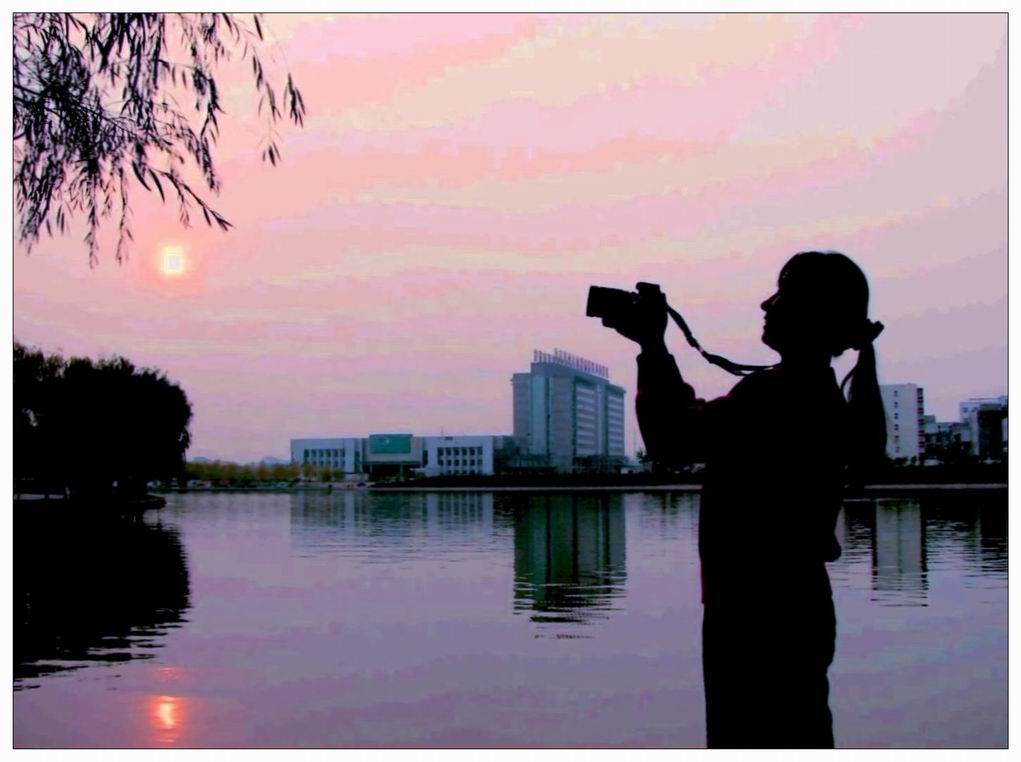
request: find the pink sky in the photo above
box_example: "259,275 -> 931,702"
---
14,13 -> 1007,461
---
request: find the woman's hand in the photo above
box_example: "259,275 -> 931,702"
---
602,284 -> 669,353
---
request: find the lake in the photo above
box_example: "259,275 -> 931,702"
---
13,490 -> 1007,748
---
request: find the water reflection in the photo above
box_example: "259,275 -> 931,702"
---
12,491 -> 1007,748
14,513 -> 190,686
835,497 -> 1007,607
509,494 -> 627,632
634,491 -> 698,542
835,500 -> 875,565
289,491 -> 629,634
872,501 -> 928,606
289,490 -> 497,559
975,507 -> 1008,576
147,694 -> 188,746
924,499 -> 1009,579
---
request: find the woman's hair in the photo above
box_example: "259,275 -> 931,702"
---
781,251 -> 887,471
778,251 -> 873,356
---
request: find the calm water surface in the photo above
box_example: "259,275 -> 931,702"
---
14,491 -> 1007,748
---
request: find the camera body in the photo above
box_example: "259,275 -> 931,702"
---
586,282 -> 662,322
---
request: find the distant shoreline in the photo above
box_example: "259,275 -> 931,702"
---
369,483 -> 1008,495
148,482 -> 1008,497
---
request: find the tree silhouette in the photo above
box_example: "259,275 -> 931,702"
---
15,517 -> 191,681
14,13 -> 305,265
14,342 -> 193,498
13,343 -> 65,489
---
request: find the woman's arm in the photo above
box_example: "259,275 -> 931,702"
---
599,284 -> 723,466
635,347 -> 714,466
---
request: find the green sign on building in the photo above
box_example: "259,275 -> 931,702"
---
368,434 -> 412,455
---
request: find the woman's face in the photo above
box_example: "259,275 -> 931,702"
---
760,275 -> 820,355
760,289 -> 788,352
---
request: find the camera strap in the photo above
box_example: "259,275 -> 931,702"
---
665,304 -> 777,377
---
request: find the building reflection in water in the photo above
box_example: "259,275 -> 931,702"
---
834,500 -> 874,565
836,495 -> 1008,607
14,512 -> 190,686
510,493 -> 627,633
974,505 -> 1008,576
289,490 -> 497,560
290,491 -> 629,632
871,500 -> 928,606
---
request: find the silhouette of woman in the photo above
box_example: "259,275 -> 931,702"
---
605,251 -> 885,748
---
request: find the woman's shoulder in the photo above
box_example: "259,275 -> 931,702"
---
729,367 -> 784,398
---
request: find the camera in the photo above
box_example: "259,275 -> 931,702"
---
587,281 -> 772,377
586,282 -> 663,322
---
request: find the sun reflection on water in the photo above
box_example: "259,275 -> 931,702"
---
148,694 -> 186,745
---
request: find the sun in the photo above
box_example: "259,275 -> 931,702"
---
160,245 -> 187,277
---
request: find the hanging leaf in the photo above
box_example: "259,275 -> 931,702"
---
14,12 -> 307,266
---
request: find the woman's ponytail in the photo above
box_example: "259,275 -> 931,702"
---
842,320 -> 887,476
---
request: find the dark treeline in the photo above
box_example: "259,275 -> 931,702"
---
375,460 -> 1007,490
14,342 -> 193,500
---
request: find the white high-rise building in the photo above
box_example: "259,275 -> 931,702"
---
879,384 -> 925,461
512,349 -> 626,472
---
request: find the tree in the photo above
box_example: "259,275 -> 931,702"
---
205,460 -> 225,482
14,13 -> 305,265
222,461 -> 239,484
270,462 -> 296,482
14,342 -> 193,498
13,343 -> 65,489
237,464 -> 255,485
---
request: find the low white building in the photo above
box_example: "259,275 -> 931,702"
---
420,435 -> 495,477
289,434 -> 507,478
290,438 -> 363,475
